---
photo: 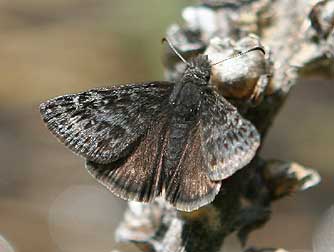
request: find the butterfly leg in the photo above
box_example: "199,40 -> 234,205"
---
237,206 -> 271,246
249,74 -> 271,106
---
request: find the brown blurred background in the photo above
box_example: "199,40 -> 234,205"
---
0,1 -> 333,252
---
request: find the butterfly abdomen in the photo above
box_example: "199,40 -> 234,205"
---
163,82 -> 201,178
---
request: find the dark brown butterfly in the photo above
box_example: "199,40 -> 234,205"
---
39,43 -> 261,212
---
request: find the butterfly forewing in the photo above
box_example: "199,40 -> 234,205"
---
200,89 -> 260,181
40,82 -> 174,164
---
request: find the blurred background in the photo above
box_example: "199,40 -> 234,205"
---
0,1 -> 333,252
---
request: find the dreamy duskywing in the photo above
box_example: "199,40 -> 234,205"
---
40,52 -> 260,212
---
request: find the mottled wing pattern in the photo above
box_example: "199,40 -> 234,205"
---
85,114 -> 169,203
200,89 -> 260,181
165,126 -> 221,212
40,82 -> 174,164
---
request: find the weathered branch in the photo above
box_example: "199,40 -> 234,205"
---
115,1 -> 333,251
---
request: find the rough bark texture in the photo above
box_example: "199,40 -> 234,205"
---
114,1 -> 333,251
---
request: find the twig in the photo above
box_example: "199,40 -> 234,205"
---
115,1 -> 333,251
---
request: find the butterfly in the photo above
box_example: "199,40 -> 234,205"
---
39,41 -> 261,212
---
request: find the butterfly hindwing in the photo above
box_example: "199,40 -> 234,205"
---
40,82 -> 174,164
85,113 -> 170,203
200,89 -> 260,181
165,124 -> 221,212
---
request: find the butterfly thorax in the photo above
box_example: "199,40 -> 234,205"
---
167,54 -> 212,137
182,55 -> 211,86
169,55 -> 211,106
163,56 -> 212,180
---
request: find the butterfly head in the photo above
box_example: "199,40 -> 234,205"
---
183,55 -> 212,86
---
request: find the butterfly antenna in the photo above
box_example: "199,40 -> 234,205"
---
211,46 -> 265,66
162,37 -> 190,66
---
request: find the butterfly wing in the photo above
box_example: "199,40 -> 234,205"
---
200,89 -> 260,181
85,111 -> 170,203
165,125 -> 221,212
40,82 -> 174,164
